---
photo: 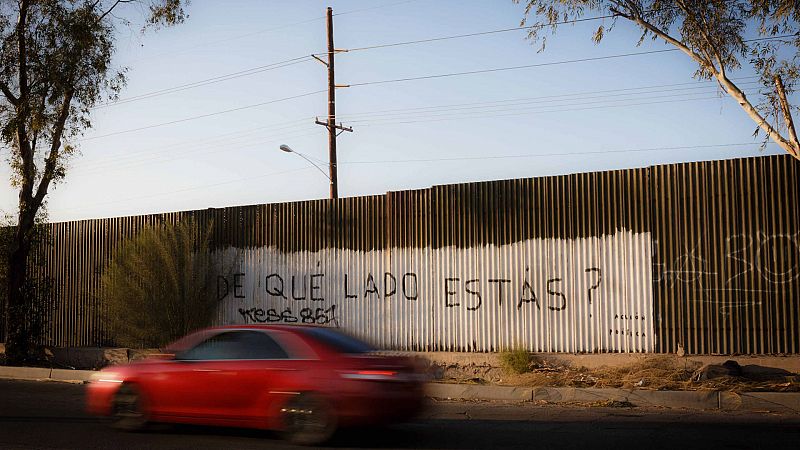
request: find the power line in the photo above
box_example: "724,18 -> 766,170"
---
336,79 -> 761,120
94,57 -> 313,109
347,35 -> 793,88
80,90 -> 326,141
343,15 -> 795,53
78,79 -> 756,170
98,24 -> 794,110
77,127 -> 321,175
75,82 -> 760,174
127,0 -> 418,63
91,1 -> 422,108
353,94 -> 755,126
76,117 -> 315,170
133,20 -> 326,62
346,87 -> 760,123
340,4 -> 730,54
349,49 -> 674,88
88,26 -> 791,122
79,82 -> 751,172
338,142 -> 777,165
98,20 -> 792,110
345,13 -> 617,52
75,80 -> 758,145
348,37 -> 793,88
77,34 -> 792,142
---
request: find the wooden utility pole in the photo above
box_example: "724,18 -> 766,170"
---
314,7 -> 352,199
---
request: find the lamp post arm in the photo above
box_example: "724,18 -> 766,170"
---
295,151 -> 332,181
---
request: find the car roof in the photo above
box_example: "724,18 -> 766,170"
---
163,324 -> 321,353
206,324 -> 322,333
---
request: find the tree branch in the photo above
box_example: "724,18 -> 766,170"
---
0,81 -> 19,106
34,89 -> 74,207
30,92 -> 47,153
675,0 -> 725,76
98,0 -> 136,22
610,3 -> 799,159
610,5 -> 710,68
713,72 -> 798,158
774,75 -> 800,156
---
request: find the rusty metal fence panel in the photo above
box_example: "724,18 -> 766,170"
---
5,155 -> 799,353
651,156 -> 800,354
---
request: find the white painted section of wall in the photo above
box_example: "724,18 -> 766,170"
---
216,230 -> 653,352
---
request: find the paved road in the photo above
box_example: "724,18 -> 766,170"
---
1,379 -> 798,450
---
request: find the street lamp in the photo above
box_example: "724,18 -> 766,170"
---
279,145 -> 335,197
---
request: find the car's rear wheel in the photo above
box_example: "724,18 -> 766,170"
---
280,392 -> 337,446
111,384 -> 147,431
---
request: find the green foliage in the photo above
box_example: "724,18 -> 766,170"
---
1,0 -> 188,361
0,1 -> 188,189
1,215 -> 57,363
101,218 -> 221,349
500,348 -> 533,374
514,1 -> 800,155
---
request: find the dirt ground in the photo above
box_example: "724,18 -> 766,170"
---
433,354 -> 800,392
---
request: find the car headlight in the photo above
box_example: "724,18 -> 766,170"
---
90,372 -> 124,383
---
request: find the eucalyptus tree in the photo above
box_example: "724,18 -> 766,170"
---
514,0 -> 800,159
1,0 -> 186,363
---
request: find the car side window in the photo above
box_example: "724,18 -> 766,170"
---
238,330 -> 290,359
178,330 -> 289,360
178,332 -> 241,360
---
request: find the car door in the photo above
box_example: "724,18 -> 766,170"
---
224,330 -> 301,423
152,331 -> 247,421
153,330 -> 294,424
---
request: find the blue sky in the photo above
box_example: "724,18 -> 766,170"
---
0,0 -> 788,223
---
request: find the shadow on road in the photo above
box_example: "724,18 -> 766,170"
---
0,415 -> 98,424
130,417 -> 800,450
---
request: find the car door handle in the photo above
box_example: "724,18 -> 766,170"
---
192,369 -> 221,372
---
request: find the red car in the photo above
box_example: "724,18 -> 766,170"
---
86,325 -> 425,445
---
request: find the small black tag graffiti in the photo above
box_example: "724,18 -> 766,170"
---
238,305 -> 339,327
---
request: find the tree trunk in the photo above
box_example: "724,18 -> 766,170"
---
4,209 -> 34,365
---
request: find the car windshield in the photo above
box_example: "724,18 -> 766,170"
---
300,327 -> 376,354
162,329 -> 216,354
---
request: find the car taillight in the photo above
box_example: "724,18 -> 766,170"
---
340,370 -> 399,381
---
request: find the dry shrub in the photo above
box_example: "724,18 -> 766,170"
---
590,356 -> 694,390
500,348 -> 532,374
501,356 -> 693,390
498,355 -> 800,392
696,375 -> 800,392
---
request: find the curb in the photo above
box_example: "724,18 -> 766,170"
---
0,366 -> 94,383
426,383 -> 800,413
2,366 -> 798,413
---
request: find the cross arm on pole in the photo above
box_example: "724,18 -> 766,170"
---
315,118 -> 353,133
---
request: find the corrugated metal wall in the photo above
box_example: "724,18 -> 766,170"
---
652,156 -> 800,354
5,155 -> 799,354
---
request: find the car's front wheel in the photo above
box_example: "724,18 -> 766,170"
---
280,392 -> 337,446
111,384 -> 147,431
